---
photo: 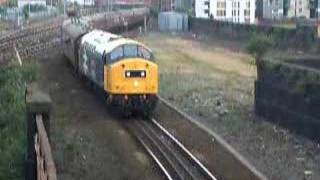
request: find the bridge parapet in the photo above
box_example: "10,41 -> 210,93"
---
25,84 -> 56,180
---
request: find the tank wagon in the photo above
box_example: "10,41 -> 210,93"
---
61,19 -> 158,117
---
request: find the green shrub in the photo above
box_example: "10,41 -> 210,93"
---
246,33 -> 274,61
0,61 -> 38,180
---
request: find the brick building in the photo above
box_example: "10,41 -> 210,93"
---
0,0 -> 7,5
95,0 -> 151,7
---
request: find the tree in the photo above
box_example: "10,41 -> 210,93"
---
246,34 -> 274,61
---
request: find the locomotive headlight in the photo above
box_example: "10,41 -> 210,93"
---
141,71 -> 145,77
126,71 -> 130,77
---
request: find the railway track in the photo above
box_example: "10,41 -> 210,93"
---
0,8 -> 149,67
127,118 -> 217,180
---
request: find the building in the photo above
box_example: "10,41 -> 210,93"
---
195,0 -> 255,24
150,0 -> 192,12
0,0 -> 7,5
287,0 -> 310,18
256,0 -> 263,19
195,0 -> 210,18
95,0 -> 151,8
263,0 -> 284,20
161,0 -> 174,11
18,0 -> 47,8
175,0 -> 193,11
112,0 -> 149,6
68,0 -> 94,6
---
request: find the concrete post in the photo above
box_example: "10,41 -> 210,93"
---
25,84 -> 52,180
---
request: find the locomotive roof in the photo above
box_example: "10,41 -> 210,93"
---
81,29 -> 151,55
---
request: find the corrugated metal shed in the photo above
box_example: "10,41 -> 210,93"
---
158,11 -> 188,32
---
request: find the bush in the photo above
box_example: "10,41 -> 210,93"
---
0,61 -> 38,180
246,33 -> 274,61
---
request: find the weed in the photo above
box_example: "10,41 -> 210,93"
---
0,60 -> 38,180
246,33 -> 274,61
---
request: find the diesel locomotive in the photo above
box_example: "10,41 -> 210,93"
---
61,19 -> 158,116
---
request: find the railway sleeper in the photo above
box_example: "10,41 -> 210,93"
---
141,121 -> 206,180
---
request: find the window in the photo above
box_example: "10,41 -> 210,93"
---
204,9 -> 209,14
138,46 -> 152,60
216,10 -> 226,17
110,46 -> 123,61
244,10 -> 250,16
124,44 -> 137,57
217,1 -> 226,8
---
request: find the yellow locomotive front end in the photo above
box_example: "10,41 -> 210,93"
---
105,58 -> 158,94
103,41 -> 158,116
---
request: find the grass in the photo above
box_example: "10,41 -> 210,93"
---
0,60 -> 38,180
137,32 -> 320,179
137,33 -> 256,131
0,20 -> 11,33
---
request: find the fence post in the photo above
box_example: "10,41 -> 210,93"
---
25,84 -> 52,180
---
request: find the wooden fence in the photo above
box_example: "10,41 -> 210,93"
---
25,84 -> 57,180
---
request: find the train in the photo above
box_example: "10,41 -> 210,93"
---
61,16 -> 158,117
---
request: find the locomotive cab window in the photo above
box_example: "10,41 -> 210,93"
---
138,46 -> 152,60
106,44 -> 153,64
110,46 -> 123,62
124,44 -> 137,57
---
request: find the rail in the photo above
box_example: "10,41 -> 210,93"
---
0,8 -> 149,67
155,96 -> 268,180
151,119 -> 217,180
126,119 -> 217,180
25,84 -> 56,180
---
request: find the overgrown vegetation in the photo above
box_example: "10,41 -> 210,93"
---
246,33 -> 273,61
0,61 -> 38,179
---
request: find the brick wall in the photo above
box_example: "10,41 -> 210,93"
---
190,18 -> 318,50
255,59 -> 320,142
